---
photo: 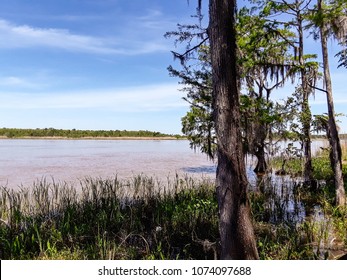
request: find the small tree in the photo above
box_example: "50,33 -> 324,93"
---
167,45 -> 216,159
308,0 -> 346,206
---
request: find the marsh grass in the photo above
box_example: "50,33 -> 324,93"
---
251,148 -> 347,260
1,171 -> 346,260
269,141 -> 347,185
0,175 -> 219,260
252,188 -> 347,259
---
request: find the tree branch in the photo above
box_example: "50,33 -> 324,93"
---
171,37 -> 209,64
308,84 -> 328,93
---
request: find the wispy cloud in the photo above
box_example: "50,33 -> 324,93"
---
0,76 -> 35,87
0,73 -> 54,90
0,83 -> 187,112
0,18 -> 169,55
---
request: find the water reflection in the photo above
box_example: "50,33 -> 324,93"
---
181,165 -> 217,174
252,173 -> 307,225
248,169 -> 347,259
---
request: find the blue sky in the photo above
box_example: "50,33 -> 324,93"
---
0,0 -> 346,135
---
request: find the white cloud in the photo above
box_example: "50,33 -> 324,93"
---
0,83 -> 188,112
0,76 -> 28,86
0,18 -> 169,55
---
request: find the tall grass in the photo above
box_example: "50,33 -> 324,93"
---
256,139 -> 347,259
251,183 -> 347,259
0,175 -> 218,260
269,140 -> 347,181
1,173 -> 346,260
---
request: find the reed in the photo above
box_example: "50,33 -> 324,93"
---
0,175 -> 218,260
1,173 -> 346,260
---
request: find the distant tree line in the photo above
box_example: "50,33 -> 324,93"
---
0,128 -> 183,139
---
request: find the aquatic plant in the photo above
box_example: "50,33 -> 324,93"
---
0,172 -> 346,260
0,175 -> 218,260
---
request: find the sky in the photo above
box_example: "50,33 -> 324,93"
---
0,0 -> 346,135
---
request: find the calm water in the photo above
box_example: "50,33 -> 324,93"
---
0,139 -> 216,189
0,138 -> 331,189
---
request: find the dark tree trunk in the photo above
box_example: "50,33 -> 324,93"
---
302,97 -> 313,182
208,0 -> 259,259
254,144 -> 267,174
297,12 -> 313,182
319,15 -> 346,206
252,122 -> 268,174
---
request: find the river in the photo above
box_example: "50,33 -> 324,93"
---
0,138 -> 332,190
0,139 -> 217,189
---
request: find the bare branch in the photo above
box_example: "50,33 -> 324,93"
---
308,84 -> 328,93
171,37 -> 209,65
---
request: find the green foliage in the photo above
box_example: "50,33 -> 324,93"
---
0,176 -> 218,260
307,0 -> 347,39
0,128 -> 182,139
167,42 -> 216,158
168,1 -> 323,165
336,36 -> 347,68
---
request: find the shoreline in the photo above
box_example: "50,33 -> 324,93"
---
0,136 -> 185,140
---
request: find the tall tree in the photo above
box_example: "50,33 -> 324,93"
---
257,0 -> 320,181
309,0 -> 346,205
237,5 -> 297,174
291,0 -> 315,182
208,0 -> 259,259
168,5 -> 298,174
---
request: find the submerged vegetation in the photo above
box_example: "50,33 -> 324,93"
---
0,128 -> 183,139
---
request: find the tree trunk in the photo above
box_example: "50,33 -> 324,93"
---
302,97 -> 313,181
297,13 -> 313,182
208,0 -> 259,259
253,121 -> 268,174
254,144 -> 267,174
320,21 -> 346,206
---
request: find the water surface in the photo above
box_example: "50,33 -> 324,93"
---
0,139 -> 216,189
0,138 -> 331,190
